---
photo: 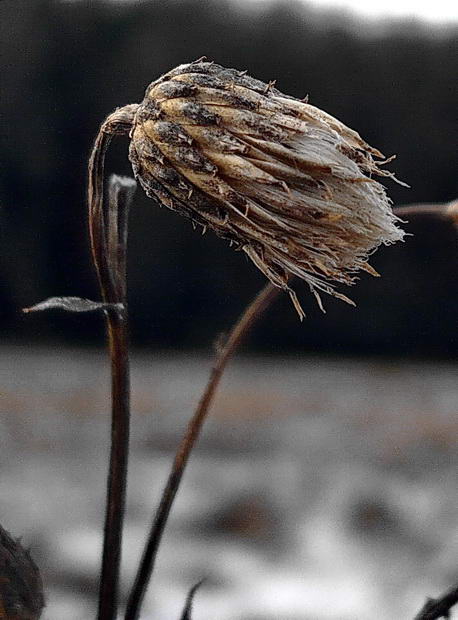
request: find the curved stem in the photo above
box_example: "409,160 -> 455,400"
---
88,105 -> 138,304
124,282 -> 280,620
88,107 -> 137,620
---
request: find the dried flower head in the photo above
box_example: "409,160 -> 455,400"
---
90,58 -> 405,317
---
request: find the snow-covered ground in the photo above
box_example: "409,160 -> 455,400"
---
0,347 -> 457,619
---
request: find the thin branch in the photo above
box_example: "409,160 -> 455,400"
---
89,166 -> 136,620
88,106 -> 138,305
414,583 -> 458,619
394,200 -> 458,223
124,282 -> 280,620
98,305 -> 130,620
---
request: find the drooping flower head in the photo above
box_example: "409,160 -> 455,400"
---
91,59 -> 405,317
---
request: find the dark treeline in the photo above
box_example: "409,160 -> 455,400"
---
1,0 -> 457,355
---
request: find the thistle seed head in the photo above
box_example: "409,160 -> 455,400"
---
114,60 -> 405,316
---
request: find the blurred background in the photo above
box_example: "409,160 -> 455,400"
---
0,1 -> 457,619
1,0 -> 457,353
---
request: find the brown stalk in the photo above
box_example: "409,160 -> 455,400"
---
88,112 -> 136,620
99,306 -> 129,620
394,200 -> 458,223
124,281 -> 280,620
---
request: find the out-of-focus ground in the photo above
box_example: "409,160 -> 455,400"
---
0,346 -> 457,620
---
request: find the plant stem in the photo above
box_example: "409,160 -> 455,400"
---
124,282 -> 280,620
26,111 -> 136,620
394,202 -> 456,220
98,306 -> 130,620
88,144 -> 136,618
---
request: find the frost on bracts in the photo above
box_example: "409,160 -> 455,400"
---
92,59 -> 405,318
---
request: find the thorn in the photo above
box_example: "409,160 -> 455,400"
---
192,56 -> 207,64
188,188 -> 194,199
238,70 -> 248,76
201,225 -> 207,235
301,94 -> 309,103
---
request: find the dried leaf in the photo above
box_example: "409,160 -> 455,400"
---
22,297 -> 123,314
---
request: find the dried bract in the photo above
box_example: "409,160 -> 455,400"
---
91,59 -> 405,317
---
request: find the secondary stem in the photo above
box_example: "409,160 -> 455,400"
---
98,307 -> 131,620
124,281 -> 279,620
88,162 -> 136,618
394,202 -> 456,220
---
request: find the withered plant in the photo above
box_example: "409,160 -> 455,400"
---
94,59 -> 406,318
24,59 -> 458,620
